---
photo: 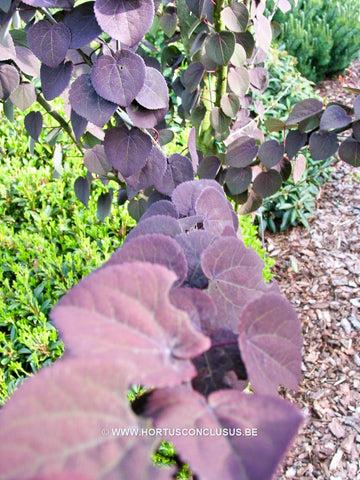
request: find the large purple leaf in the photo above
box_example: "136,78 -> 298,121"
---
14,46 -> 40,78
24,111 -> 43,142
195,186 -> 236,235
227,66 -> 249,97
309,130 -> 339,160
144,387 -> 303,480
201,236 -> 278,332
253,13 -> 272,53
238,294 -> 302,395
171,179 -> 223,216
0,33 -> 15,61
10,83 -> 36,110
125,215 -> 182,243
285,129 -> 307,160
175,230 -> 216,288
94,0 -> 154,47
41,61 -> 73,100
221,3 -> 248,32
319,104 -> 352,131
63,1 -> 102,48
27,20 -> 71,68
155,153 -> 194,196
205,31 -> 235,66
69,74 -> 117,127
225,166 -> 252,195
104,125 -> 152,177
286,98 -> 323,125
197,155 -> 221,179
52,263 -> 210,386
182,62 -> 205,92
253,170 -> 283,198
104,233 -> 187,285
125,146 -> 167,190
135,66 -> 169,110
0,356 -> 163,480
185,0 -> 213,21
126,101 -> 168,128
225,135 -> 258,167
21,0 -> 73,7
338,138 -> 360,167
91,51 -> 145,106
0,64 -> 19,100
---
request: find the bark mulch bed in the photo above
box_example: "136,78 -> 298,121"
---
270,64 -> 360,479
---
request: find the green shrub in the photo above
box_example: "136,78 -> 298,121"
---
273,0 -> 360,82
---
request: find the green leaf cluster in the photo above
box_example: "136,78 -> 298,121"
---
273,0 -> 360,82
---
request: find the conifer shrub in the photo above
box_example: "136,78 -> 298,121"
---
273,0 -> 360,82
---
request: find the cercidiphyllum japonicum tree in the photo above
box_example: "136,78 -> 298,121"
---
0,0 -> 359,478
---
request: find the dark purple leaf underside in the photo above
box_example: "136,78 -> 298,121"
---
41,61 -> 73,100
258,139 -> 284,168
63,1 -> 102,48
27,20 -> 71,68
0,356 -> 162,480
201,236 -> 278,332
52,263 -> 210,385
69,74 -> 117,127
74,176 -> 90,206
309,130 -> 338,160
144,387 -> 302,480
97,190 -> 113,221
91,50 -> 145,106
0,64 -> 19,100
104,125 -> 152,177
319,104 -> 352,131
225,135 -> 258,167
238,293 -> 302,395
24,111 -> 43,141
286,98 -> 323,125
94,0 -> 154,47
105,233 -> 187,285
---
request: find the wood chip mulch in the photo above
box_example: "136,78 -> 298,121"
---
271,64 -> 360,479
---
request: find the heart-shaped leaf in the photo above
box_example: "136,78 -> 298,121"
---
258,140 -> 284,168
27,20 -> 71,67
63,1 -> 101,48
205,31 -> 235,66
253,170 -> 283,198
309,130 -> 338,160
41,61 -> 73,100
319,104 -> 352,131
135,66 -> 169,110
287,98 -> 323,125
24,111 -> 43,142
0,64 -> 19,100
338,138 -> 360,167
221,3 -> 248,32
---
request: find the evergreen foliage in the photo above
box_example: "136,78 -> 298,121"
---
274,0 -> 360,82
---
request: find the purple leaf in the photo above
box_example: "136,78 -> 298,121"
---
91,50 -> 145,106
63,1 -> 102,48
97,190 -> 113,221
126,102 -> 168,128
253,13 -> 272,53
125,215 -> 183,243
24,111 -> 43,142
309,130 -> 339,160
185,0 -> 213,21
253,170 -> 283,198
71,109 -> 88,141
41,61 -> 73,100
94,0 -> 154,47
155,153 -> 194,196
14,46 -> 41,78
83,144 -> 111,175
125,146 -> 167,190
160,8 -> 177,37
144,387 -> 303,480
225,135 -> 258,167
201,236 -> 278,332
338,138 -> 360,167
0,33 -> 15,61
21,0 -> 73,7
10,83 -> 36,110
104,125 -> 152,177
239,190 -> 263,215
0,356 -> 161,480
210,106 -> 231,133
319,104 -> 352,131
258,139 -> 284,168
105,233 -> 187,285
27,20 -> 71,68
225,166 -> 252,195
221,3 -> 248,32
74,176 -> 90,206
0,64 -> 19,100
354,95 -> 360,119
187,126 -> 199,171
175,230 -> 216,288
182,62 -> 205,92
140,200 -> 178,222
69,74 -> 117,127
52,263 -> 210,385
238,293 -> 302,395
285,129 -> 307,160
220,93 -> 240,118
249,66 -> 269,93
205,31 -> 235,66
172,179 -> 223,216
135,66 -> 169,110
197,155 -> 221,179
195,186 -> 237,235
286,98 -> 323,125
